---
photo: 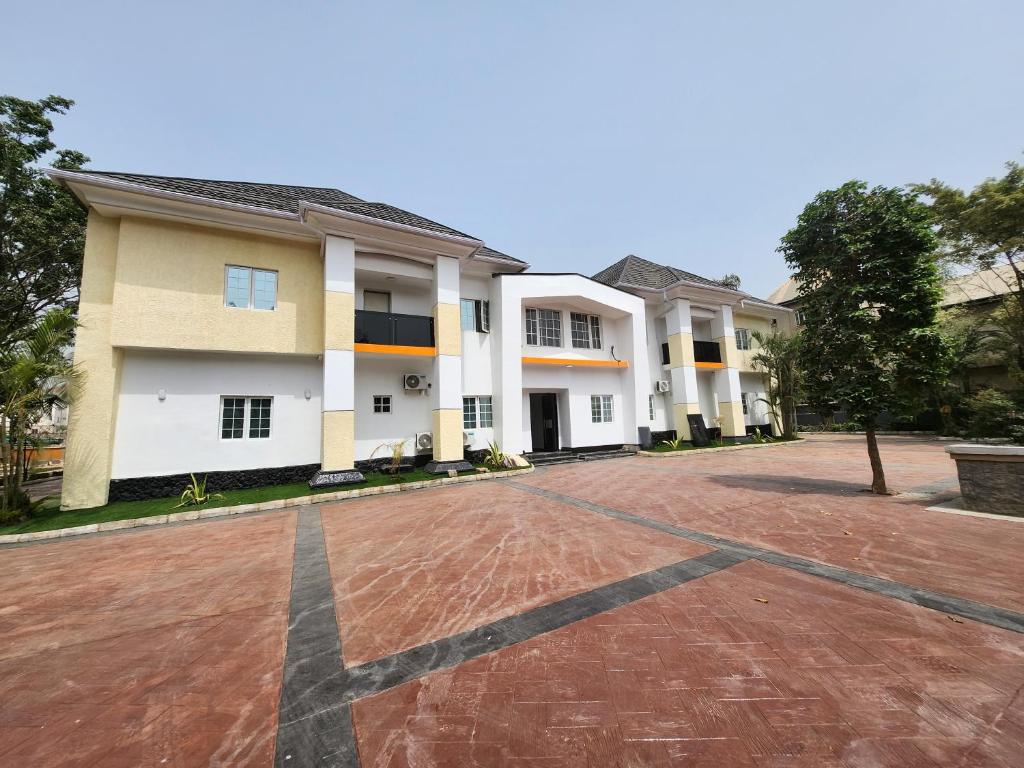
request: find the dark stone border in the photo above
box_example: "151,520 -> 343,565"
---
504,480 -> 1024,635
108,463 -> 321,502
274,507 -> 359,768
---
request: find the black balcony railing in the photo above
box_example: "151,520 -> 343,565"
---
354,310 -> 435,347
693,340 -> 722,364
661,342 -> 670,365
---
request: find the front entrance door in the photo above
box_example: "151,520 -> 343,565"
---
529,393 -> 559,452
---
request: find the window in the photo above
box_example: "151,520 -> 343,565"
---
570,313 -> 603,349
221,396 -> 272,440
461,299 -> 491,332
649,394 -> 656,421
225,266 -> 277,310
462,396 -> 493,428
795,310 -> 806,326
525,308 -> 561,346
734,328 -> 751,350
591,395 -> 613,423
364,290 -> 390,312
373,395 -> 392,414
741,392 -> 749,415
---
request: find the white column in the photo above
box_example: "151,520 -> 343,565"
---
665,298 -> 700,440
711,304 -> 746,439
429,255 -> 465,466
494,280 -> 524,455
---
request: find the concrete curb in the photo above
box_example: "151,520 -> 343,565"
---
638,440 -> 804,458
0,466 -> 534,545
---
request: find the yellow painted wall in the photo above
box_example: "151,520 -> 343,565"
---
62,212 -> 122,510
666,332 -> 695,367
321,410 -> 355,470
732,312 -> 776,372
324,291 -> 354,351
110,217 -> 323,354
432,408 -> 463,461
718,400 -> 747,438
433,303 -> 462,356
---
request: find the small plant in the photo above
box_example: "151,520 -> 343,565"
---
485,440 -> 515,469
370,440 -> 408,474
660,436 -> 685,451
751,427 -> 773,444
712,417 -> 724,446
175,474 -> 224,508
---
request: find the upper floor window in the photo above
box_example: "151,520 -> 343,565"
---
795,310 -> 806,326
570,312 -> 602,349
525,308 -> 561,347
461,298 -> 490,333
734,328 -> 751,350
221,396 -> 272,440
225,266 -> 277,310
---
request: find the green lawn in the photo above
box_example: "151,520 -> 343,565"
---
1,465 -> 522,536
648,436 -> 801,453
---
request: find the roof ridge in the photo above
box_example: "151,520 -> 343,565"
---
84,170 -> 354,195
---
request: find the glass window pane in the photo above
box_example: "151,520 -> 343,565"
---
649,394 -> 655,421
589,316 -> 602,349
603,395 -> 613,422
570,312 -> 590,348
479,300 -> 490,333
591,395 -> 601,423
221,397 -> 245,438
248,397 -> 272,438
478,396 -> 492,427
462,397 -> 477,429
537,309 -> 561,346
461,299 -> 477,331
525,308 -> 538,345
253,270 -> 277,310
225,266 -> 250,308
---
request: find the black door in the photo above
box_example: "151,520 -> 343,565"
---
529,393 -> 559,452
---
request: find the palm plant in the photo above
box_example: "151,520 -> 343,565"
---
750,329 -> 802,439
660,436 -> 686,451
484,440 -> 515,469
174,473 -> 224,508
0,309 -> 78,521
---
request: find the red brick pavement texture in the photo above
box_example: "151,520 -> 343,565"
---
0,513 -> 295,767
321,482 -> 710,666
516,435 -> 1024,613
353,560 -> 1024,768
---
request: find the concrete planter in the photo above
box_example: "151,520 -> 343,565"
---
946,445 -> 1024,516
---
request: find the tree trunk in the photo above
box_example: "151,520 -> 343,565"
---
864,422 -> 888,494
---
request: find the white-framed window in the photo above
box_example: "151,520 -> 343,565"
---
221,396 -> 273,440
649,394 -> 656,421
373,395 -> 392,414
795,310 -> 806,326
462,395 -> 493,428
461,298 -> 490,332
734,328 -> 751,350
525,308 -> 561,346
570,312 -> 602,349
741,392 -> 750,415
591,395 -> 613,423
225,265 -> 278,310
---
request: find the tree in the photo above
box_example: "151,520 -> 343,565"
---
779,181 -> 949,494
1,95 -> 89,352
0,309 -> 78,521
913,160 -> 1024,374
717,273 -> 741,290
750,329 -> 801,439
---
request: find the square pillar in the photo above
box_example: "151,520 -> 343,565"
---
711,305 -> 746,440
427,255 -> 471,472
664,298 -> 701,440
311,235 -> 362,487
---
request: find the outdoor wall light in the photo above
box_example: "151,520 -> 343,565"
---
157,388 -> 166,401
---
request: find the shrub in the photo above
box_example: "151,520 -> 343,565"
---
1009,425 -> 1024,446
964,388 -> 1019,438
660,437 -> 686,451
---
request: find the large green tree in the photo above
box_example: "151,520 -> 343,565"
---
1,95 -> 89,352
913,160 -> 1024,376
780,181 -> 949,494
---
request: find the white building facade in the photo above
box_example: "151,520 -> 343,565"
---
51,170 -> 792,509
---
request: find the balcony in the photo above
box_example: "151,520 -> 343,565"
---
354,310 -> 435,355
693,340 -> 722,365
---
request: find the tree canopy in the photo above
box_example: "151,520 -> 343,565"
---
0,95 -> 89,351
779,181 -> 949,493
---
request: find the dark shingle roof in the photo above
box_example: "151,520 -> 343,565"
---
592,254 -> 730,291
80,171 -> 524,263
476,245 -> 524,265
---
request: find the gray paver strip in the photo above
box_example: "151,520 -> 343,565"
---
503,479 -> 1024,635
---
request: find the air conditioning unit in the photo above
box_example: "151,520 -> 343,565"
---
415,431 -> 433,453
463,430 -> 474,446
404,373 -> 428,391
656,380 -> 671,393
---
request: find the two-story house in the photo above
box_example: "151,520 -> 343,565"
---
50,170 -> 792,510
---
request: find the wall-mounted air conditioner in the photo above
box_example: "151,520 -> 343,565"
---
404,373 -> 428,390
656,380 -> 671,393
415,432 -> 433,453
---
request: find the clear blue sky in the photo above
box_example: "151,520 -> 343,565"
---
5,1 -> 1022,297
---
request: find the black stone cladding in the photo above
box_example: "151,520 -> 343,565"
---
107,463 -> 321,502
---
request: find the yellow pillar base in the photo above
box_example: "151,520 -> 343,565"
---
432,409 -> 464,461
321,410 -> 355,470
718,401 -> 747,438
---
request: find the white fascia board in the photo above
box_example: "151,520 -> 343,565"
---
299,203 -> 483,259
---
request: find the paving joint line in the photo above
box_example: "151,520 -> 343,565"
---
502,479 -> 1024,635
